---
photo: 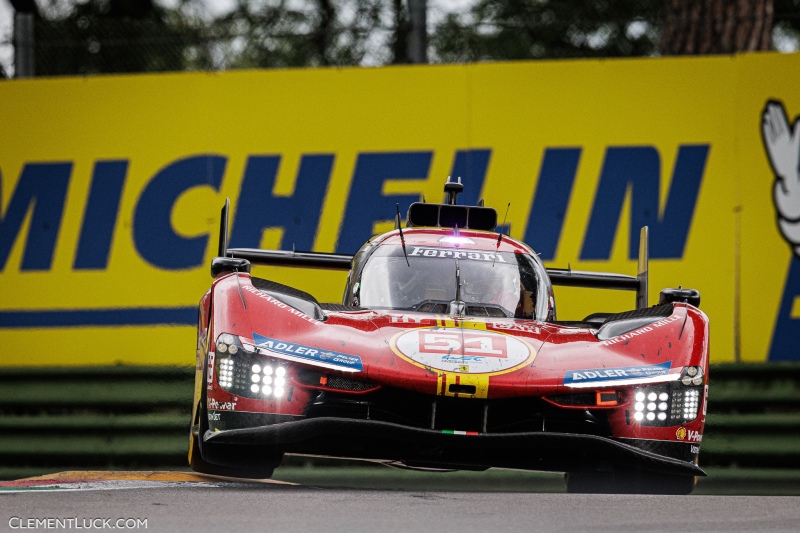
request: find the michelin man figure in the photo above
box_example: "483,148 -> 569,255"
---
762,100 -> 800,256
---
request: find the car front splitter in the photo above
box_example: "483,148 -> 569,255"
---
203,417 -> 704,477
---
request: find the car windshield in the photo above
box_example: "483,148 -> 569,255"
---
358,244 -> 543,319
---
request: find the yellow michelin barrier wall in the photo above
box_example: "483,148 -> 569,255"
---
1,52 -> 799,365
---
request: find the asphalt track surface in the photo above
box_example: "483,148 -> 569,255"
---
2,472 -> 800,533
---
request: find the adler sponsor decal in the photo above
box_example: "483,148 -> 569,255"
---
563,362 -> 672,385
252,333 -> 364,372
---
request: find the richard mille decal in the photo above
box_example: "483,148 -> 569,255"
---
243,285 -> 319,324
391,328 -> 535,374
601,314 -> 681,346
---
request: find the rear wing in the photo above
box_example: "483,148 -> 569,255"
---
546,227 -> 649,309
218,201 -> 650,309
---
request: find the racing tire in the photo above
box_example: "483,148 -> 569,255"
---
565,470 -> 695,495
190,402 -> 279,479
190,363 -> 283,479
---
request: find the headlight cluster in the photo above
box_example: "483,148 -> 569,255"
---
633,389 -> 671,423
681,365 -> 705,386
217,334 -> 240,355
248,363 -> 287,398
632,366 -> 704,427
215,333 -> 289,400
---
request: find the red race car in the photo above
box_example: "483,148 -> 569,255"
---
189,179 -> 708,494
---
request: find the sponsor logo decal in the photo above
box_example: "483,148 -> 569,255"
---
676,427 -> 701,442
563,362 -> 672,385
601,314 -> 681,346
490,321 -> 541,334
408,246 -> 507,263
208,398 -> 237,411
252,333 -> 364,371
207,351 -> 215,384
391,328 -> 535,374
391,314 -> 429,324
244,285 -> 320,324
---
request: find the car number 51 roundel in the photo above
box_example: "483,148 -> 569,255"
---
390,328 -> 536,374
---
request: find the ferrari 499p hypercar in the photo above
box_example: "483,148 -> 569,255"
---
189,179 -> 708,494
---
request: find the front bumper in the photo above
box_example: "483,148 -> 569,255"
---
202,417 -> 704,476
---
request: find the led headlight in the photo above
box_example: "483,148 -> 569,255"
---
680,366 -> 705,386
632,368 -> 704,427
218,357 -> 234,388
248,361 -> 289,399
214,333 -> 290,400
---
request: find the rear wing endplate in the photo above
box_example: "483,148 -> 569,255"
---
546,227 -> 649,309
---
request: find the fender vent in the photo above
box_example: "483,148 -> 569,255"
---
602,304 -> 672,324
545,391 -> 620,408
546,392 -> 596,406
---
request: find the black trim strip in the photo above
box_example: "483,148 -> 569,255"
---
205,417 -> 705,477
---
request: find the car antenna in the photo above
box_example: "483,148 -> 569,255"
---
493,203 -> 510,267
455,256 -> 461,300
454,255 -> 465,316
396,204 -> 410,267
444,176 -> 463,205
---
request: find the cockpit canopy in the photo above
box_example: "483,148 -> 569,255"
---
346,241 -> 552,320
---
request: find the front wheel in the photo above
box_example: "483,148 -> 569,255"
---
190,363 -> 283,479
566,470 -> 695,495
190,400 -> 281,479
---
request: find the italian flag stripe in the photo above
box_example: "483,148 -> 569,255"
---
442,430 -> 479,436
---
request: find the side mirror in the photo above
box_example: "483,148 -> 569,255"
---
659,288 -> 700,308
211,257 -> 251,278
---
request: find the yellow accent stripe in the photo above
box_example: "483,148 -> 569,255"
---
437,318 -> 457,328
